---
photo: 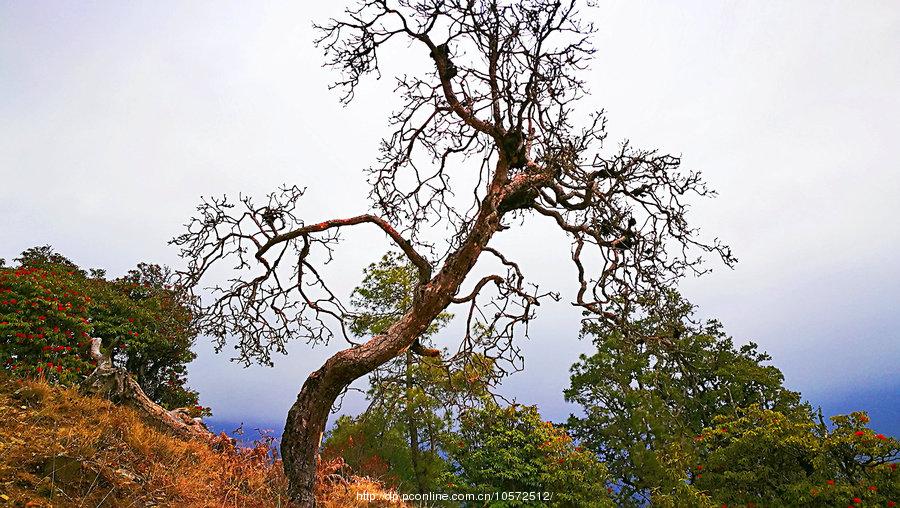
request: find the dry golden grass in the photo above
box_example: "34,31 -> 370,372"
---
0,376 -> 406,507
315,458 -> 407,508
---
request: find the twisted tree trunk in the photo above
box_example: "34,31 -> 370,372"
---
281,180 -> 505,506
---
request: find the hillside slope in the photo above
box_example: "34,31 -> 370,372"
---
0,376 -> 404,507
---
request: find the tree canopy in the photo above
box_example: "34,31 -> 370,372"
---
566,291 -> 899,507
448,403 -> 613,507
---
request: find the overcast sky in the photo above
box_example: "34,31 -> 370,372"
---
2,1 -> 898,436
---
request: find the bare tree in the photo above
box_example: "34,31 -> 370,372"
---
172,0 -> 734,505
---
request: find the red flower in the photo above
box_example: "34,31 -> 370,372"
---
869,485 -> 877,491
855,431 -> 865,437
876,434 -> 887,440
853,498 -> 861,504
827,480 -> 835,486
56,365 -> 62,373
887,501 -> 895,507
697,465 -> 703,470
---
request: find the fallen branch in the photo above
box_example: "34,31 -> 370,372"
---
83,337 -> 215,441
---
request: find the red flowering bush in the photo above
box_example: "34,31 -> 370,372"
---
186,404 -> 213,418
0,263 -> 94,381
0,247 -> 201,410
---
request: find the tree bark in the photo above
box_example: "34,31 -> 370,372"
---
281,367 -> 346,507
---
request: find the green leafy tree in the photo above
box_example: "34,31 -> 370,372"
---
693,406 -> 899,507
101,262 -> 198,409
565,291 -> 804,505
0,246 -> 200,409
447,403 -> 613,507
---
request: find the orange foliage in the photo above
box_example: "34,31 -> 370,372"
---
0,375 -> 406,507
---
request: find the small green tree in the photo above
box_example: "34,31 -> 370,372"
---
447,403 -> 613,507
323,252 -> 493,493
565,291 -> 804,505
322,413 -> 423,487
0,246 -> 200,409
103,262 -> 198,408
